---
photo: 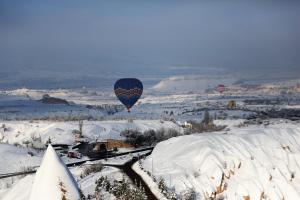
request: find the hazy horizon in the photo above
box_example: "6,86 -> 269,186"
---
0,0 -> 299,89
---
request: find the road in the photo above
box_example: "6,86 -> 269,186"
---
0,146 -> 158,199
0,146 -> 154,179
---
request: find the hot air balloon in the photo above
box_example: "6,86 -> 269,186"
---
296,83 -> 300,93
217,84 -> 225,94
114,78 -> 143,112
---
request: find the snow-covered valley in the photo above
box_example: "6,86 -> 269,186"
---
0,78 -> 300,200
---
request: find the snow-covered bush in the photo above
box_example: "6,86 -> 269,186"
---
121,128 -> 181,147
158,178 -> 178,200
95,176 -> 147,200
184,120 -> 226,134
81,163 -> 103,178
180,188 -> 197,200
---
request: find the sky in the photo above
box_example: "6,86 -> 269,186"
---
0,0 -> 299,88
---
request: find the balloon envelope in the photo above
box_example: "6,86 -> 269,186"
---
217,84 -> 225,93
114,78 -> 143,112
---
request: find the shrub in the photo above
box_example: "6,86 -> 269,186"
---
181,188 -> 197,200
81,163 -> 103,178
158,178 -> 178,200
186,120 -> 226,134
121,128 -> 181,147
95,176 -> 147,200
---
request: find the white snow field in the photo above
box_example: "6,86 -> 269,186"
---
1,80 -> 300,121
0,144 -> 41,174
138,121 -> 300,200
29,145 -> 80,200
152,75 -> 237,94
0,144 -> 42,197
0,120 -> 181,145
1,175 -> 35,200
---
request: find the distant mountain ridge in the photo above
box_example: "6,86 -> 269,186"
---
152,75 -> 300,94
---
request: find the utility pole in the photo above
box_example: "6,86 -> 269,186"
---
79,120 -> 83,138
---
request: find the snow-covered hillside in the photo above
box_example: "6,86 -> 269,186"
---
0,87 -> 118,105
0,120 -> 181,146
139,121 -> 300,199
0,144 -> 41,174
152,75 -> 237,94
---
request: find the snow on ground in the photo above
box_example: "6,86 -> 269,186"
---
0,144 -> 41,174
0,142 -> 152,200
0,144 -> 41,197
0,94 -> 107,120
214,119 -> 246,129
78,166 -> 124,199
2,145 -> 81,200
1,85 -> 299,122
139,121 -> 300,200
0,120 -> 181,145
1,158 -> 133,200
152,75 -> 236,94
1,175 -> 35,200
0,87 -> 118,106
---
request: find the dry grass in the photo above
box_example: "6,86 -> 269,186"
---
59,180 -> 67,200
